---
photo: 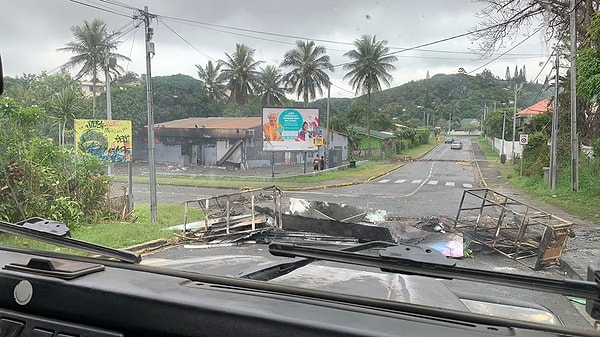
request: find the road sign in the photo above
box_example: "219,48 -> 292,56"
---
314,136 -> 324,147
520,134 -> 529,145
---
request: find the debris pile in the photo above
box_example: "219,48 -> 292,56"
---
452,188 -> 573,270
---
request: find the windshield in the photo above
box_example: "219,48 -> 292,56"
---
1,1 -> 599,336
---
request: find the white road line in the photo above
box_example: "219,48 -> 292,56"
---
463,183 -> 473,188
378,179 -> 390,183
445,182 -> 455,187
394,179 -> 406,183
428,180 -> 438,185
411,179 -> 422,184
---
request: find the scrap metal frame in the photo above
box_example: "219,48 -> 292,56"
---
182,186 -> 283,241
452,188 -> 573,270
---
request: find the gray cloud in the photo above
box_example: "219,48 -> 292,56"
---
1,0 -> 551,98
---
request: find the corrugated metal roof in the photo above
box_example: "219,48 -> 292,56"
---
157,117 -> 262,129
352,126 -> 397,140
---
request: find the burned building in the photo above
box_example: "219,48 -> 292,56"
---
135,117 -> 349,169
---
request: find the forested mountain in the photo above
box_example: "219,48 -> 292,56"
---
313,72 -> 554,131
3,70 -> 554,140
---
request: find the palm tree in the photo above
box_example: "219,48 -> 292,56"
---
343,34 -> 397,157
280,40 -> 334,107
219,44 -> 263,106
50,88 -> 83,147
58,19 -> 130,117
255,65 -> 287,106
196,60 -> 226,101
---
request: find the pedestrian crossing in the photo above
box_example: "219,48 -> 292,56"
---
377,178 -> 473,189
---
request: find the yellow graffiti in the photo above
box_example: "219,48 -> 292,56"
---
74,119 -> 133,163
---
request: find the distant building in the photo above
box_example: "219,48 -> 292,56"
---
135,117 -> 348,169
80,79 -> 104,98
459,118 -> 480,131
351,126 -> 397,158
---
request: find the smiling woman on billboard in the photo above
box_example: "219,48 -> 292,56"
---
262,107 -> 319,151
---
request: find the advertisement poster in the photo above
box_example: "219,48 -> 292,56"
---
262,107 -> 320,152
74,119 -> 132,163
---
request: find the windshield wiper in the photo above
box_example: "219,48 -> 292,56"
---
239,241 -> 397,280
267,242 -> 600,310
0,218 -> 141,263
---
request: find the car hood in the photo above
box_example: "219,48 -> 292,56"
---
144,253 -> 562,326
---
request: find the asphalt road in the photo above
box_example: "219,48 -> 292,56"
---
126,139 -> 476,218
131,138 -> 593,329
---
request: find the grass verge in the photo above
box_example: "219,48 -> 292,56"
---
478,137 -> 600,222
0,140 -> 441,250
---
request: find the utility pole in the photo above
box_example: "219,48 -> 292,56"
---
482,103 -> 486,135
104,33 -> 113,176
326,81 -> 330,169
511,83 -> 523,164
550,52 -> 559,191
501,102 -> 507,164
570,0 -> 579,191
142,6 -> 158,222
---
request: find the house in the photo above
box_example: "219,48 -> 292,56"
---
517,99 -> 552,123
149,117 -> 262,168
136,117 -> 349,169
459,118 -> 480,131
351,126 -> 397,157
80,79 -> 104,98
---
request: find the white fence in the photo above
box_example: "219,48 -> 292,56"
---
487,137 -> 522,159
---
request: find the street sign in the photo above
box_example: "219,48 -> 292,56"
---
520,134 -> 529,145
314,136 -> 324,147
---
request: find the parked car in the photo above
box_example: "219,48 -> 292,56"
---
451,141 -> 463,149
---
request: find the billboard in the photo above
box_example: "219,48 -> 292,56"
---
74,119 -> 132,162
262,107 -> 320,151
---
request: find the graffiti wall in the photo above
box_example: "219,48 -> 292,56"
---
74,119 -> 132,162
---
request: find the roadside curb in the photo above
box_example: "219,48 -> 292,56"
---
124,238 -> 171,255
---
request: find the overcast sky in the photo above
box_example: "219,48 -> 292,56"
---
2,0 -> 553,98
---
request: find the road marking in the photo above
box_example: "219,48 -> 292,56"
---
378,179 -> 390,183
140,258 -> 170,265
411,179 -> 422,184
463,183 -> 473,188
445,182 -> 455,187
428,180 -> 438,185
394,179 -> 406,183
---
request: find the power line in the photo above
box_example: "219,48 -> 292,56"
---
67,0 -> 133,18
467,26 -> 544,75
68,0 -> 549,66
157,18 -> 217,62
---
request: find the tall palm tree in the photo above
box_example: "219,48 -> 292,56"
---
50,88 -> 83,147
58,19 -> 130,117
196,60 -> 226,101
255,65 -> 287,106
219,44 -> 263,106
280,40 -> 334,107
343,34 -> 397,157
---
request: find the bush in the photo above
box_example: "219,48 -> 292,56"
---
0,98 -> 111,224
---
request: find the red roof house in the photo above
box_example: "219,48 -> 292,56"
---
517,99 -> 553,119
